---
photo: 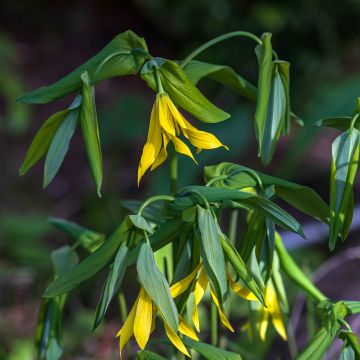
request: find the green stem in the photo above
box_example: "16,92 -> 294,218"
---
181,31 -> 262,68
138,195 -> 175,215
210,301 -> 218,346
274,235 -> 327,302
170,146 -> 178,194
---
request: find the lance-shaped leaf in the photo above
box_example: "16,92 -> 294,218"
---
93,242 -> 128,329
344,301 -> 360,315
80,71 -> 103,196
18,30 -> 148,104
137,241 -> 179,330
44,219 -> 132,297
183,60 -> 257,101
276,61 -> 291,135
43,103 -> 79,187
329,129 -> 360,250
258,218 -> 275,281
172,186 -> 304,237
136,350 -> 167,360
141,58 -> 230,123
49,217 -> 105,253
218,230 -> 264,305
19,95 -> 82,177
19,110 -> 68,175
183,338 -> 243,360
315,116 -> 354,132
197,206 -> 227,303
339,331 -> 360,360
254,33 -> 273,156
204,162 -> 329,223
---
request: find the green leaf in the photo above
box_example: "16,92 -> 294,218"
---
339,331 -> 360,360
43,105 -> 79,187
120,199 -> 165,225
258,218 -> 275,281
260,67 -> 286,165
344,301 -> 360,315
184,338 -> 242,360
275,60 -> 291,135
128,214 -> 153,233
275,234 -> 327,302
315,116 -> 353,131
18,30 -> 148,104
296,302 -> 346,360
44,219 -> 132,297
141,58 -> 230,123
19,110 -> 68,175
204,162 -> 329,223
80,71 -> 103,196
51,246 -> 79,277
240,213 -> 266,263
172,186 -> 305,237
197,206 -> 227,303
183,60 -> 257,101
136,350 -> 167,360
218,230 -> 264,305
254,33 -> 273,158
137,241 -> 179,330
329,129 -> 360,250
93,242 -> 128,329
49,217 -> 105,253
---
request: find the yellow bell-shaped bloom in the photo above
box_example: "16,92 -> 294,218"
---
169,263 -> 258,334
116,286 -> 198,358
138,93 -> 228,185
242,280 -> 287,342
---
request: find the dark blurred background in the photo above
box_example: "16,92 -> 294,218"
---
1,0 -> 360,359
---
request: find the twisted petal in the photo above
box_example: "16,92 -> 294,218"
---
151,133 -> 169,171
158,94 -> 176,136
192,266 -> 208,332
259,309 -> 269,341
116,294 -> 139,357
170,264 -> 201,298
134,287 -> 153,349
210,288 -> 234,332
229,278 -> 259,301
171,136 -> 197,163
137,100 -> 162,185
178,316 -> 199,341
164,321 -> 190,357
267,283 -> 287,340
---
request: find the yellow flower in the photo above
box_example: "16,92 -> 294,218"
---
116,287 -> 198,358
138,93 -> 228,185
243,280 -> 287,342
169,263 -> 258,333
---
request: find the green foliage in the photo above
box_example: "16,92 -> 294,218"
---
17,29 -> 360,360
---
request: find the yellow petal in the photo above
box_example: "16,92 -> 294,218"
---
178,316 -> 199,341
164,321 -> 191,357
137,99 -> 162,185
184,126 -> 228,151
165,96 -> 188,129
268,284 -> 287,340
134,287 -> 153,349
230,279 -> 259,301
192,267 -> 208,332
171,136 -> 197,163
116,295 -> 139,357
210,289 -> 234,332
158,94 -> 176,136
259,309 -> 269,341
151,133 -> 169,171
170,264 -> 201,298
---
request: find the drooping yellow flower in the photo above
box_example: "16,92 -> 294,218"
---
242,280 -> 287,342
138,93 -> 228,184
116,286 -> 198,358
169,263 -> 258,334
